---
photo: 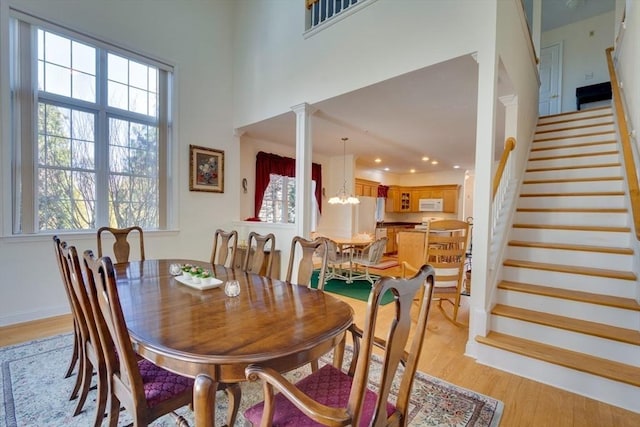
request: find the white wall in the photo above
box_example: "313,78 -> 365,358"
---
542,11 -> 616,112
0,0 -> 238,325
616,0 -> 639,154
232,0 -> 489,129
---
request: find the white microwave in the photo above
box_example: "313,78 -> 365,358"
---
418,198 -> 443,212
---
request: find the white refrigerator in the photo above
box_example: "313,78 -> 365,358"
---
355,196 -> 378,236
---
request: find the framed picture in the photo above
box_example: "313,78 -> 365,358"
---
189,145 -> 224,193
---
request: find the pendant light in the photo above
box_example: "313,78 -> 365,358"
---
328,137 -> 360,205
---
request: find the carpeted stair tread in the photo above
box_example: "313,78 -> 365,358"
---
534,121 -> 614,135
507,240 -> 634,255
522,176 -> 622,184
497,280 -> 640,311
516,207 -> 626,213
490,304 -> 640,346
533,130 -> 615,143
475,331 -> 640,388
529,150 -> 619,162
513,223 -> 630,232
531,140 -> 616,152
526,162 -> 621,172
503,259 -> 636,281
519,191 -> 625,197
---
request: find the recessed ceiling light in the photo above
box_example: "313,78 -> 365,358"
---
422,156 -> 429,161
384,167 -> 390,171
453,165 -> 460,169
374,158 -> 381,163
410,169 -> 416,173
431,160 -> 439,165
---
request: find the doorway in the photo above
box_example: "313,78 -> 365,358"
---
539,42 -> 563,116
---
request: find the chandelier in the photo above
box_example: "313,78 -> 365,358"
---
328,137 -> 360,205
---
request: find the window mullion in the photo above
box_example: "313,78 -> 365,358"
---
94,48 -> 109,227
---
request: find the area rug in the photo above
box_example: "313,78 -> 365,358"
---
1,334 -> 503,426
310,271 -> 395,305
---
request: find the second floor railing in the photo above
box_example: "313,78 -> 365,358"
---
306,0 -> 366,30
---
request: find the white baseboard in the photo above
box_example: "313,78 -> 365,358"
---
0,305 -> 70,327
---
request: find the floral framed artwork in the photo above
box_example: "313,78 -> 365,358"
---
189,145 -> 224,193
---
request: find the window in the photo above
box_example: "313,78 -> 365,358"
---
10,14 -> 172,234
259,174 -> 296,223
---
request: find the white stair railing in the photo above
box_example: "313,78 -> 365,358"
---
489,138 -> 517,271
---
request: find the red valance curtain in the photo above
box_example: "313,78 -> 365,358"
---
377,185 -> 389,198
254,151 -> 322,217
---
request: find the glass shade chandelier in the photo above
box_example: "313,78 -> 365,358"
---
328,137 -> 360,205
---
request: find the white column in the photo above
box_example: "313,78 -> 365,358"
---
467,1 -> 499,353
291,103 -> 314,238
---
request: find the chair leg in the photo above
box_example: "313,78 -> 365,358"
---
69,344 -> 84,400
73,356 -> 92,416
225,383 -> 242,427
65,325 -> 80,379
92,367 -> 108,427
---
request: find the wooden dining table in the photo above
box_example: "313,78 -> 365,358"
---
113,259 -> 354,427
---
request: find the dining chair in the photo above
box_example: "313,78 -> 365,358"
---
97,226 -> 145,263
243,232 -> 276,276
52,236 -> 81,393
350,237 -> 388,284
285,236 -> 328,288
210,228 -> 238,267
425,219 -> 470,325
83,250 -> 242,427
57,240 -> 108,427
318,238 -> 352,284
244,264 -> 435,426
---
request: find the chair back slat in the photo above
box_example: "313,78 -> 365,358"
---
243,232 -> 276,276
286,236 -> 328,288
83,251 -> 147,404
348,265 -> 435,425
97,226 -> 145,263
211,229 -> 238,267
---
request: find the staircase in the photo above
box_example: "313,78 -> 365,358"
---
475,106 -> 640,413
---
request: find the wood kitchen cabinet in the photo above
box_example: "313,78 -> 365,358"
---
385,187 -> 400,212
355,178 -> 379,197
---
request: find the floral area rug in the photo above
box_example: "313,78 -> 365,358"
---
1,333 -> 503,426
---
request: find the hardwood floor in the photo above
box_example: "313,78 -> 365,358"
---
2,269 -> 639,426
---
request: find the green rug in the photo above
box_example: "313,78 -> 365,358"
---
310,271 -> 395,305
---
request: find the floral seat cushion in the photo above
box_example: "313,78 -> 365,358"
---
138,359 -> 194,408
244,364 -> 395,427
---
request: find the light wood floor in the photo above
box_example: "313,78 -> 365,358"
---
2,265 -> 639,426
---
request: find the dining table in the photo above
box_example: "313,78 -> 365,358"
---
113,259 -> 354,427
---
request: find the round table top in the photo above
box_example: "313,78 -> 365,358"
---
113,259 -> 354,379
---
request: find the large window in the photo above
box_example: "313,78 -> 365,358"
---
10,15 -> 172,234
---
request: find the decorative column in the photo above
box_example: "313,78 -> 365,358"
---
291,103 -> 314,238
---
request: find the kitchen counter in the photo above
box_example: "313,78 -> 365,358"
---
376,222 -> 419,227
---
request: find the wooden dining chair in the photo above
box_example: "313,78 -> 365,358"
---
243,232 -> 276,276
210,228 -> 238,267
425,219 -> 470,325
97,226 -> 145,263
350,237 -> 388,284
244,264 -> 435,427
52,236 -> 81,393
83,250 -> 242,427
285,236 -> 328,288
57,240 -> 108,427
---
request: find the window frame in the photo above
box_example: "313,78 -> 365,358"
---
7,10 -> 175,235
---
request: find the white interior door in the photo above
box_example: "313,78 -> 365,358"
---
539,42 -> 562,116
